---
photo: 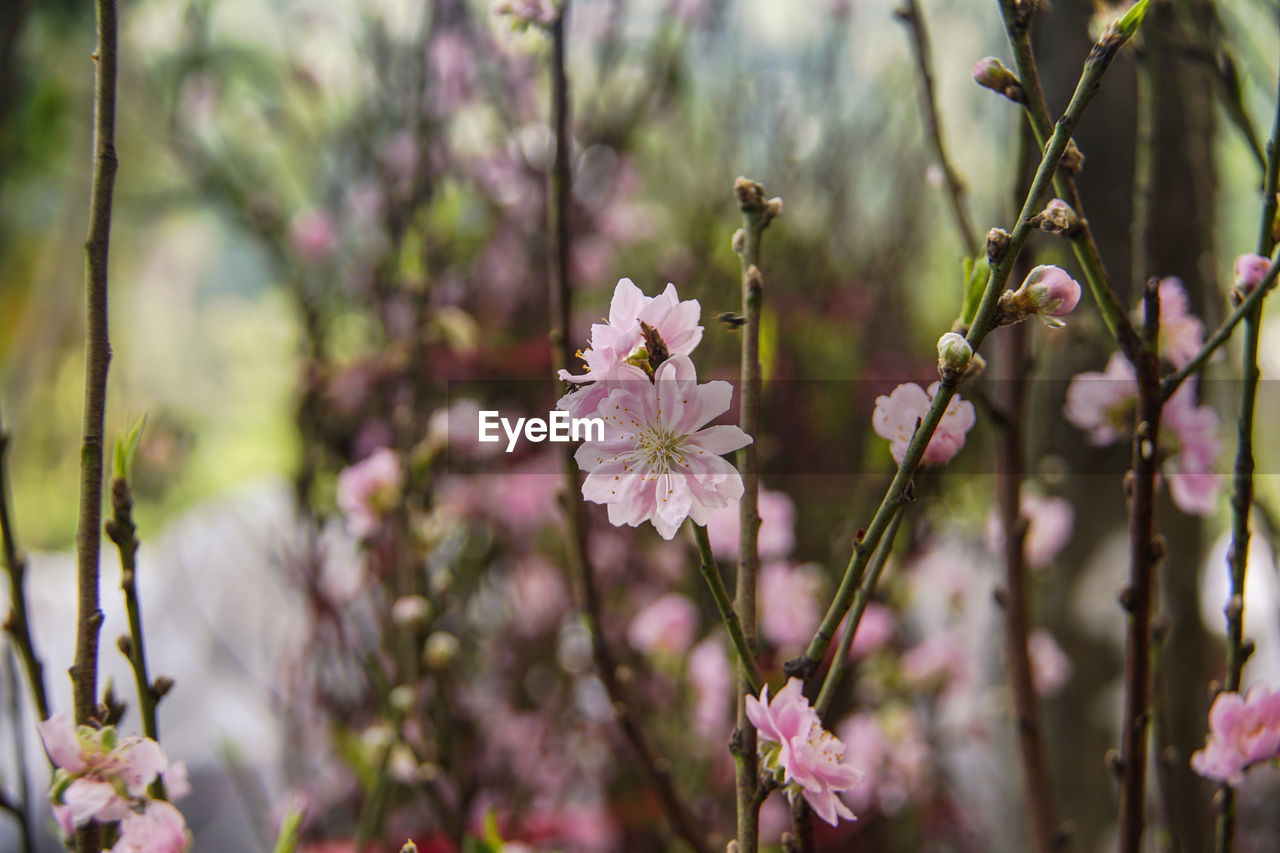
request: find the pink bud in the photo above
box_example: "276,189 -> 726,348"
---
1233,253 -> 1271,296
1019,265 -> 1081,318
971,56 -> 1006,89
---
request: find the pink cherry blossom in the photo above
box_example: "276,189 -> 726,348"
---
688,636 -> 732,737
111,801 -> 191,853
336,448 -> 403,539
289,209 -> 339,262
704,488 -> 797,561
37,713 -> 174,829
1191,685 -> 1280,786
1028,629 -> 1072,697
985,488 -> 1075,569
1234,253 -> 1272,296
901,631 -> 971,694
746,678 -> 863,826
558,279 -> 703,420
1063,352 -> 1137,446
575,355 -> 751,540
1017,265 -> 1082,319
1163,382 -> 1222,516
872,382 -> 976,466
1155,278 -> 1206,369
759,562 -> 822,650
627,593 -> 699,657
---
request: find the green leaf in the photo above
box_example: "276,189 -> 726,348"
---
1116,0 -> 1150,39
958,255 -> 990,328
112,415 -> 147,481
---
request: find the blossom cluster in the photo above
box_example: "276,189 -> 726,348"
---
38,713 -> 191,852
560,279 -> 750,539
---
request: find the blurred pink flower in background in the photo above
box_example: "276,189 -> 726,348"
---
705,488 -> 796,561
1028,629 -> 1072,697
1234,253 -> 1272,295
628,593 -> 699,657
110,801 -> 190,853
575,356 -> 751,540
845,602 -> 898,659
1063,352 -> 1137,446
688,636 -> 732,737
759,562 -> 822,650
1155,278 -> 1206,369
747,678 -> 862,826
491,0 -> 559,28
872,382 -> 976,465
837,707 -> 931,816
289,209 -> 339,262
1191,685 -> 1280,785
901,631 -> 972,695
1163,382 -> 1223,516
506,556 -> 570,637
985,488 -> 1075,568
336,448 -> 402,539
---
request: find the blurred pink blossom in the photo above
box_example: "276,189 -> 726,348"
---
575,356 -> 751,540
1028,629 -> 1072,697
506,556 -> 569,637
759,562 -> 822,650
289,209 -> 339,262
1063,352 -> 1137,446
1191,685 -> 1280,786
336,448 -> 402,540
705,488 -> 797,561
746,678 -> 862,826
985,488 -> 1075,568
1163,382 -> 1223,516
628,593 -> 699,657
837,707 -> 931,816
1155,278 -> 1206,369
1234,253 -> 1272,296
110,801 -> 190,853
901,631 -> 971,694
492,0 -> 558,28
428,30 -> 477,115
688,637 -> 732,737
846,603 -> 898,659
872,382 -> 976,465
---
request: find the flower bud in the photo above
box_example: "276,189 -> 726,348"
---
423,631 -> 460,669
1036,199 -> 1081,237
986,227 -> 1011,264
389,685 -> 416,715
1233,253 -> 1271,297
999,265 -> 1081,328
936,332 -> 973,383
971,57 -> 1023,103
391,595 -> 432,628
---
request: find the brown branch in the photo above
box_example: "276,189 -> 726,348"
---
545,8 -> 710,853
72,2 -> 119,850
0,407 -> 50,723
995,322 -> 1064,853
1116,280 -> 1164,853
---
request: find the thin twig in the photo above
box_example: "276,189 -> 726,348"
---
74,0 -> 119,848
544,8 -> 711,852
1215,37 -> 1280,853
813,505 -> 905,717
691,524 -> 763,693
731,176 -> 775,853
995,321 -> 1063,853
0,407 -> 50,723
1116,279 -> 1164,853
895,0 -> 981,257
793,20 -> 1140,676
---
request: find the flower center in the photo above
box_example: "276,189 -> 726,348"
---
635,424 -> 686,475
807,721 -> 846,765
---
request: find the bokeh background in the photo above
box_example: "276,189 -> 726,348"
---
3,0 -> 1280,850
